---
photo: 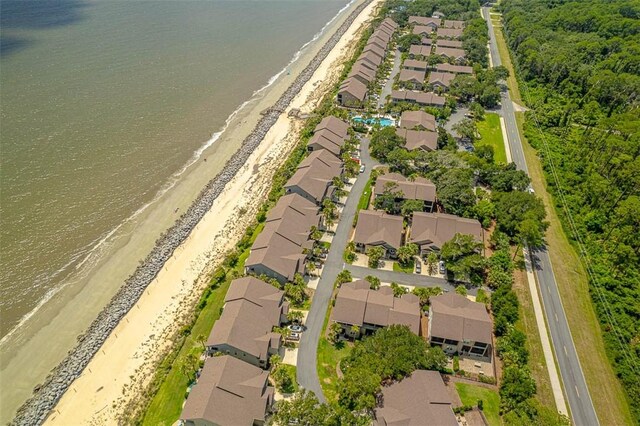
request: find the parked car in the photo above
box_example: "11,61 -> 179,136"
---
288,324 -> 304,333
438,260 -> 446,275
289,332 -> 301,341
415,262 -> 422,274
359,164 -> 366,173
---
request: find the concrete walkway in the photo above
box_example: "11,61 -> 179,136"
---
296,136 -> 379,402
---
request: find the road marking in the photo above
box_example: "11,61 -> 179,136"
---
555,312 -> 559,322
564,345 -> 568,356
575,385 -> 581,399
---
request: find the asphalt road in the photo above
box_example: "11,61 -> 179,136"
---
296,136 -> 378,402
482,8 -> 599,425
378,48 -> 402,109
345,264 -> 479,295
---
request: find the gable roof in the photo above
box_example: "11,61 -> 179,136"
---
412,25 -> 434,36
396,128 -> 438,152
381,17 -> 398,29
285,149 -> 342,203
409,44 -> 432,57
403,59 -> 428,71
443,19 -> 465,29
180,355 -> 273,425
398,68 -> 426,84
245,233 -> 306,282
437,27 -> 463,39
206,298 -> 282,361
353,210 -> 404,250
375,172 -> 436,202
435,46 -> 466,59
390,90 -> 446,106
224,277 -> 288,326
374,370 -> 457,426
362,43 -> 386,60
255,193 -> 320,250
430,293 -> 492,344
428,71 -> 456,87
349,62 -> 377,84
399,110 -> 436,131
436,63 -> 473,74
333,280 -> 421,333
408,16 -> 441,27
436,38 -> 463,48
359,50 -> 383,68
314,115 -> 349,139
339,77 -> 368,101
409,212 -> 482,250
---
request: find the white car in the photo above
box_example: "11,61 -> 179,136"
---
288,324 -> 304,333
359,164 -> 366,173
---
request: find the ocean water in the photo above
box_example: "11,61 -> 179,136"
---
0,0 -> 350,338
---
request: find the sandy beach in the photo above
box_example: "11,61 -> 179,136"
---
32,0 -> 382,423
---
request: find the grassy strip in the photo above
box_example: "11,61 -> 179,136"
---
511,253 -> 556,410
357,175 -> 374,211
492,15 -> 634,425
476,113 -> 506,164
393,261 -> 414,273
455,382 -> 501,426
317,338 -> 352,403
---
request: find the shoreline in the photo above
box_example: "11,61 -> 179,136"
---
11,0 -> 378,423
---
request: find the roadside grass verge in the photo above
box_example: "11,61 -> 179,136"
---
455,382 -> 501,426
492,16 -> 634,424
393,261 -> 414,273
476,113 -> 506,164
357,175 -> 374,211
511,253 -> 556,409
317,337 -> 352,403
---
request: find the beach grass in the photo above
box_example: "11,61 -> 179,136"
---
492,17 -> 634,424
455,382 -> 501,426
476,113 -> 506,164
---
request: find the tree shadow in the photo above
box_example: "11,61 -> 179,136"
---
1,0 -> 88,58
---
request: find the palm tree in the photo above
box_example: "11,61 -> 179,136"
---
196,334 -> 206,351
350,324 -> 360,341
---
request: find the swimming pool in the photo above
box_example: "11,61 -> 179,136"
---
353,116 -> 395,127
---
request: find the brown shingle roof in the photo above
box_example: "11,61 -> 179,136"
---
435,46 -> 466,59
436,63 -> 473,74
349,62 -> 377,84
421,37 -> 434,46
436,38 -> 463,48
180,355 -> 273,425
403,59 -> 428,71
399,110 -> 436,131
408,16 -> 441,27
353,210 -> 404,250
206,298 -> 282,362
359,50 -> 383,68
255,193 -> 320,249
443,19 -> 465,29
437,27 -> 463,39
395,128 -> 438,152
409,212 -> 482,251
429,293 -> 492,344
409,45 -> 431,57
245,233 -> 306,282
374,370 -> 457,426
285,149 -> 342,203
412,25 -> 434,36
314,115 -> 349,139
428,71 -> 456,88
398,68 -> 426,84
381,17 -> 398,29
375,172 -> 436,202
339,77 -> 368,101
224,277 -> 289,327
390,90 -> 446,106
363,43 -> 386,61
333,281 -> 421,333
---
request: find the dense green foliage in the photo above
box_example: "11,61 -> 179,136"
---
500,0 -> 640,416
338,325 -> 447,411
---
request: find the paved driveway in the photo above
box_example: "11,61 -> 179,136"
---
296,137 -> 379,402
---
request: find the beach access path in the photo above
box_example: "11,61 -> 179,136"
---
39,1 -> 384,424
297,136 -> 379,402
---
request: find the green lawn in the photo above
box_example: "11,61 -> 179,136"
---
476,113 -> 507,164
277,364 -> 299,395
455,382 -> 501,426
393,261 -> 414,273
317,337 -> 352,402
141,224 -> 264,426
357,175 -> 374,211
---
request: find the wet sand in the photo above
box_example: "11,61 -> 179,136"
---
1,0 -> 382,423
